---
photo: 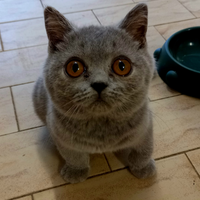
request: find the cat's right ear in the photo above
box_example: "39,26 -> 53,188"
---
119,3 -> 148,49
44,6 -> 73,51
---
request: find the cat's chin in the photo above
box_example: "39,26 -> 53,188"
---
87,99 -> 113,114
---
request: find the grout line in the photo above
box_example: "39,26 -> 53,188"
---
155,153 -> 184,161
29,182 -> 70,198
152,25 -> 166,41
91,10 -> 102,25
9,87 -> 20,131
0,29 -> 4,51
103,153 -> 112,171
31,194 -> 34,200
1,43 -> 48,53
0,16 -> 44,25
62,8 -> 112,15
185,153 -> 200,178
8,170 -> 114,200
153,17 -> 196,28
154,16 -> 200,42
150,94 -> 182,102
92,2 -> 135,12
39,0 -> 44,8
112,166 -> 127,173
155,146 -> 200,161
0,125 -> 44,138
0,81 -> 35,90
177,0 -> 197,19
20,125 -> 45,132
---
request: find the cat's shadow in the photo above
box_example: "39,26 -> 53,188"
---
114,148 -> 131,168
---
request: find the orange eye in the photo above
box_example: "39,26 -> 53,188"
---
65,61 -> 84,77
112,59 -> 131,76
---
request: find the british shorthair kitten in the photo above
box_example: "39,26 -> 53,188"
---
33,4 -> 156,183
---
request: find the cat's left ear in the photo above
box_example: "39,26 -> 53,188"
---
119,3 -> 148,48
44,6 -> 73,51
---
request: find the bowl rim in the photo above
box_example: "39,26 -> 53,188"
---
166,26 -> 200,74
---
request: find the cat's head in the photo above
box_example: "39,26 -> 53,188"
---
43,4 -> 154,117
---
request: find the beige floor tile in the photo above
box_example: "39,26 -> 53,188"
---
151,95 -> 200,159
0,127 -> 109,199
64,12 -> 100,27
0,11 -> 99,50
187,149 -> 200,175
12,83 -> 43,130
0,127 -> 63,200
179,0 -> 200,17
0,45 -> 47,88
0,36 -> 2,51
33,155 -> 200,200
16,196 -> 32,200
156,18 -> 200,40
0,88 -> 18,136
0,0 -> 43,23
147,0 -> 194,26
41,0 -> 133,13
0,18 -> 47,50
149,75 -> 180,101
146,27 -> 166,57
94,0 -> 194,26
93,4 -> 134,26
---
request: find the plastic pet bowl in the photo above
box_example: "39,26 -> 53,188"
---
154,27 -> 200,97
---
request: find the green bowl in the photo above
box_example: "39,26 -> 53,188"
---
154,27 -> 200,97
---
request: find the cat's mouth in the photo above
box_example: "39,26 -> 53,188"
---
94,96 -> 107,104
89,96 -> 112,112
96,96 -> 105,102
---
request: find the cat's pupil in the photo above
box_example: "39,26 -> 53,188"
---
72,62 -> 79,72
119,61 -> 125,71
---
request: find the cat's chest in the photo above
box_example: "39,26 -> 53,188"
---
66,117 -> 130,136
49,109 -> 146,152
55,114 -> 142,145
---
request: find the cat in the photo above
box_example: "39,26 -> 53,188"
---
32,3 -> 156,184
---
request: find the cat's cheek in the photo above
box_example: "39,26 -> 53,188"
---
60,69 -> 71,82
72,82 -> 91,95
80,84 -> 90,93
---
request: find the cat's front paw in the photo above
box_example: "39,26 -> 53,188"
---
129,159 -> 156,179
61,164 -> 90,184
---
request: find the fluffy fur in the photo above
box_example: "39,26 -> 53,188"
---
33,4 -> 156,183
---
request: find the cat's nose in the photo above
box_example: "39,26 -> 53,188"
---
91,82 -> 108,94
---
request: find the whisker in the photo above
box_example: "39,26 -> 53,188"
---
67,105 -> 80,124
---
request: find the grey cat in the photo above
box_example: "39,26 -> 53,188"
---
33,3 -> 156,184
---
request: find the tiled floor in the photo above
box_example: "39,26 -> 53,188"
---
0,0 -> 200,199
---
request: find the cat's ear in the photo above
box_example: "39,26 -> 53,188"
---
119,3 -> 148,48
44,6 -> 73,51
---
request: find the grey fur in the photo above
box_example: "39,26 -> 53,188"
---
33,4 -> 156,183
